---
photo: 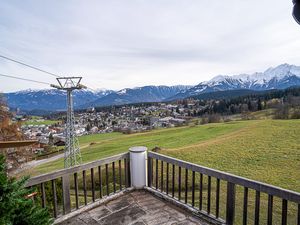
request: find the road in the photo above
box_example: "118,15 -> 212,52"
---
11,153 -> 64,175
11,143 -> 93,176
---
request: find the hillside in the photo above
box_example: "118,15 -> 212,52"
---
187,89 -> 261,101
23,119 -> 300,192
191,86 -> 300,101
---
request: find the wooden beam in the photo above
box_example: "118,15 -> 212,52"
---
0,140 -> 38,148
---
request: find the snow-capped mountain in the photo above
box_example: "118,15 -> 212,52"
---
4,85 -> 191,111
5,89 -> 114,111
4,64 -> 300,111
81,85 -> 192,108
169,64 -> 300,100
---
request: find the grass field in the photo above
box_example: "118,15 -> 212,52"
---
24,119 -> 60,125
25,119 -> 300,193
27,121 -> 247,176
164,119 -> 300,192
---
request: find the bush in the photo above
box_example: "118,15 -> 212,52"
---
273,105 -> 289,119
207,113 -> 221,123
200,117 -> 208,125
0,154 -> 52,225
223,117 -> 232,122
241,112 -> 255,120
291,109 -> 300,119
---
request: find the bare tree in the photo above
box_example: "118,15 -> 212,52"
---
273,104 -> 289,119
0,93 -> 22,141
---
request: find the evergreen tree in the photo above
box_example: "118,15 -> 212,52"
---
86,123 -> 91,132
48,133 -> 54,146
257,99 -> 262,111
0,154 -> 52,225
247,100 -> 252,111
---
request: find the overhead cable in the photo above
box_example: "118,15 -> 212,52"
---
0,73 -> 51,85
0,54 -> 61,78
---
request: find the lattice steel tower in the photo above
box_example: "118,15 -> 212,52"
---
51,77 -> 85,168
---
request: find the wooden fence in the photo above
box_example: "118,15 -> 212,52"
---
147,152 -> 300,225
25,152 -> 130,218
26,150 -> 300,225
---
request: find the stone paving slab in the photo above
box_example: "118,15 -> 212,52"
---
58,190 -> 211,225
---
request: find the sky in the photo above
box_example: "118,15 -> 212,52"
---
1,0 -> 300,92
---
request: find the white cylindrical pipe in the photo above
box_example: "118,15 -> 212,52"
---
129,146 -> 147,189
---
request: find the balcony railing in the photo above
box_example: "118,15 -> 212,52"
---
25,147 -> 300,225
147,151 -> 300,225
25,152 -> 130,218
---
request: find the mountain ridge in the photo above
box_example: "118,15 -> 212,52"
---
79,85 -> 192,108
4,63 -> 300,111
168,63 -> 300,100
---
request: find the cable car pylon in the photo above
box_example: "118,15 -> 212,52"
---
51,77 -> 86,168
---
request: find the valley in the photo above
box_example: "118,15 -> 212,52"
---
22,119 -> 300,193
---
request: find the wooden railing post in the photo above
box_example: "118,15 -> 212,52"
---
52,180 -> 58,218
62,174 -> 71,214
226,182 -> 236,225
41,182 -> 46,208
124,158 -> 128,188
148,157 -> 152,187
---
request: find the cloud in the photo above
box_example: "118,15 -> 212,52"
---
0,0 -> 300,92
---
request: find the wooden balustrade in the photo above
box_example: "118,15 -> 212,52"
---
25,153 -> 130,219
25,150 -> 300,224
147,151 -> 300,225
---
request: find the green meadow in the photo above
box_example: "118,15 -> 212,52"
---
24,119 -> 60,126
24,119 -> 300,224
26,119 -> 300,193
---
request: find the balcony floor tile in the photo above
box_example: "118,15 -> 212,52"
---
58,190 -> 212,225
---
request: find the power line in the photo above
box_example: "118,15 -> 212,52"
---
1,72 -> 97,92
0,73 -> 51,85
0,54 -> 98,91
0,54 -> 61,78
